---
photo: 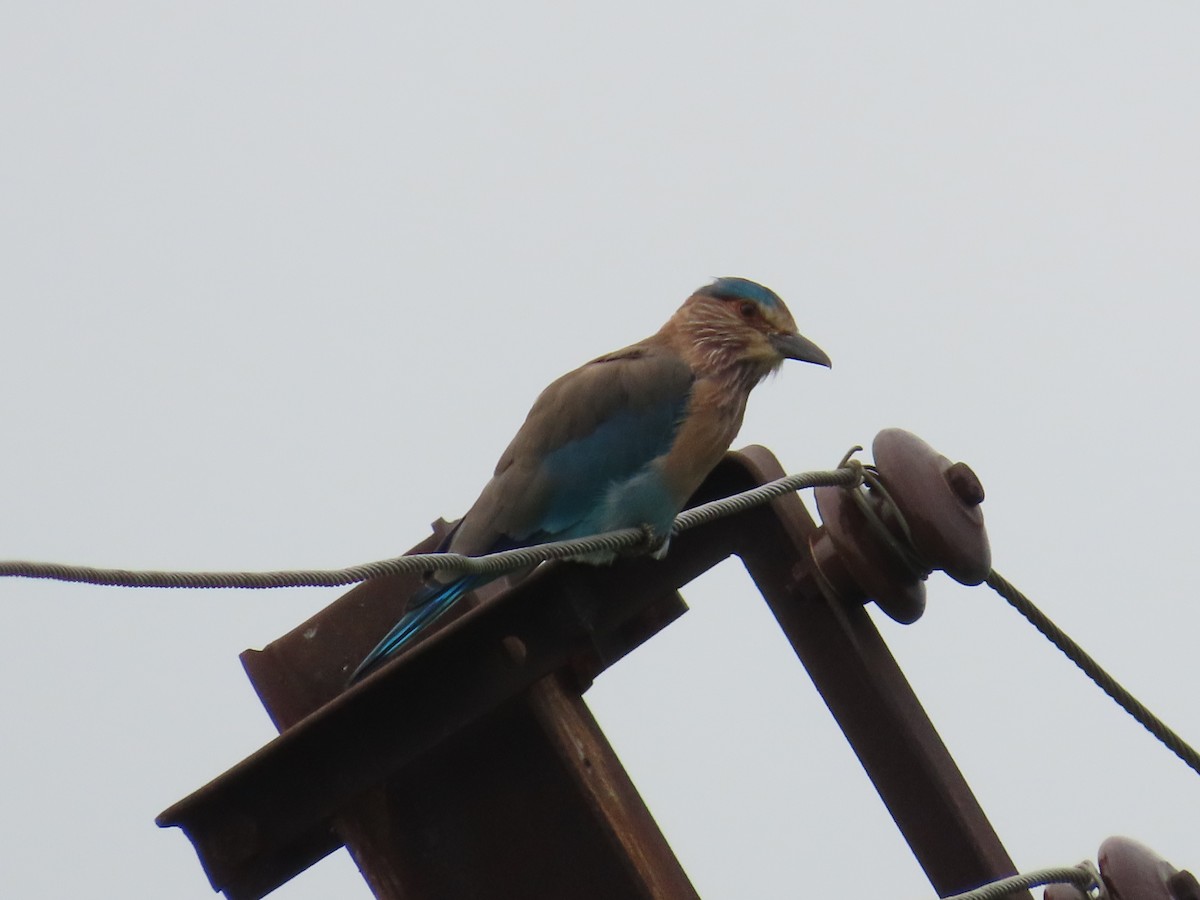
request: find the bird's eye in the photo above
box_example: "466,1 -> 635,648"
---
738,302 -> 757,319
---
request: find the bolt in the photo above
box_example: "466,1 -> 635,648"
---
502,635 -> 527,666
945,461 -> 985,506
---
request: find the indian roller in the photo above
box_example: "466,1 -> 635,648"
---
350,277 -> 830,683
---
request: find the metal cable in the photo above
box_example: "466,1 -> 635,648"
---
8,454 -> 1196,788
827,459 -> 1200,784
939,863 -> 1101,900
986,569 -> 1200,779
0,466 -> 858,590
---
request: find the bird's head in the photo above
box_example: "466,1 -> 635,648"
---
672,277 -> 831,380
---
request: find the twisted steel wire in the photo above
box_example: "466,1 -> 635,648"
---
819,456 -> 1200,783
986,569 -> 1200,779
4,453 -> 1196,786
940,863 -> 1101,900
0,466 -> 858,590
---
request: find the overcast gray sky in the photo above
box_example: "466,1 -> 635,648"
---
2,3 -> 1198,898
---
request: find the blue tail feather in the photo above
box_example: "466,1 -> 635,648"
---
348,575 -> 485,683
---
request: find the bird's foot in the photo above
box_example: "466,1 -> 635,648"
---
639,524 -> 672,560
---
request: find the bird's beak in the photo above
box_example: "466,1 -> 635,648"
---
771,331 -> 832,368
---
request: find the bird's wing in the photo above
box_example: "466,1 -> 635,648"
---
449,343 -> 694,552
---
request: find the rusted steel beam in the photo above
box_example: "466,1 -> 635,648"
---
160,444 -> 1026,900
251,555 -> 699,899
331,673 -> 699,900
730,446 -> 1031,900
157,461 -> 747,898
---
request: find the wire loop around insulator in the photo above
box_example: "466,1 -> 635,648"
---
834,447 -> 932,581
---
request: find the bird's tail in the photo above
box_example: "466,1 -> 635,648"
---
348,574 -> 486,684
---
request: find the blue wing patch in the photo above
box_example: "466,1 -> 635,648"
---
522,394 -> 688,539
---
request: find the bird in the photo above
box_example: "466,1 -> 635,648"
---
348,276 -> 830,683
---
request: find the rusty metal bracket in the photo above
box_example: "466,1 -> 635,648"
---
159,441 -> 1028,899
